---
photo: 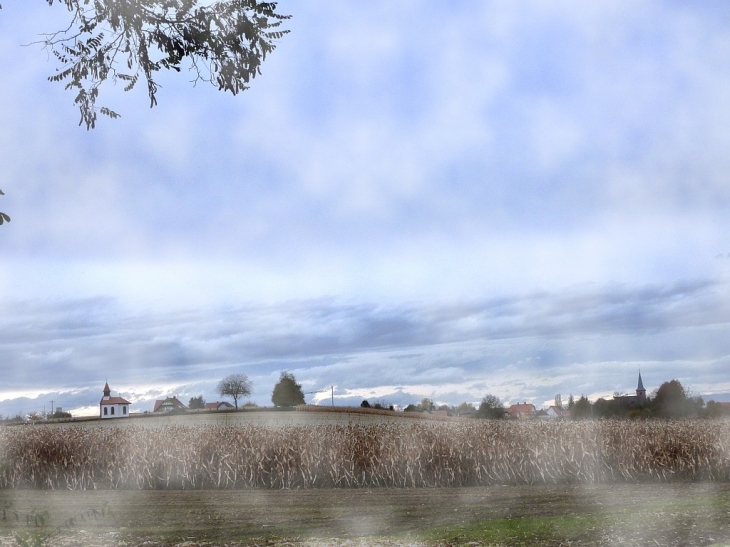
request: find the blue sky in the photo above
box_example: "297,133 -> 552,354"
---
1,1 -> 729,416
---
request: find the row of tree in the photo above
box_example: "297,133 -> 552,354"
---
399,396 -> 505,419
568,379 -> 727,420
188,371 -> 307,410
395,380 -> 727,421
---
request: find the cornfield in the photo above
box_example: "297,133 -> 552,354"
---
0,420 -> 728,490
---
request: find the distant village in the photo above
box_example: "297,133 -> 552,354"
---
3,371 -> 730,424
403,373 -> 730,420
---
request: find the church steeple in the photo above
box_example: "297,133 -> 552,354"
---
636,372 -> 646,402
103,381 -> 111,398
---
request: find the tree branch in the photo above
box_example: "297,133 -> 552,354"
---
17,0 -> 290,128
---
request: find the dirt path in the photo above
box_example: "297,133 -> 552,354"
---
2,483 -> 730,546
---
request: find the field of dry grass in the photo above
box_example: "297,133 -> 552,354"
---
2,419 -> 729,490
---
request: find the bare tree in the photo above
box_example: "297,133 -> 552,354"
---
217,373 -> 252,409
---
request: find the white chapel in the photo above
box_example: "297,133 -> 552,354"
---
99,382 -> 131,419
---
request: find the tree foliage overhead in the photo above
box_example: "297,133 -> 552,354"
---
0,189 -> 9,225
271,371 -> 305,407
5,0 -> 290,128
216,373 -> 251,409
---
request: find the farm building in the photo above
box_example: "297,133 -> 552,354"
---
99,382 -> 130,419
204,401 -> 235,410
153,396 -> 188,412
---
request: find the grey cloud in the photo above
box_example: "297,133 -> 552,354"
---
2,279 -> 729,414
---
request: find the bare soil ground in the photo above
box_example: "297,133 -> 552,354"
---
2,483 -> 730,546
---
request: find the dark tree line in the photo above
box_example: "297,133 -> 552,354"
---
570,379 -> 725,420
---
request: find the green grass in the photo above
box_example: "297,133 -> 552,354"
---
422,484 -> 730,546
425,513 -> 609,546
3,484 -> 730,546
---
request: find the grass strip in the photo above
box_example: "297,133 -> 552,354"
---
425,513 -> 610,546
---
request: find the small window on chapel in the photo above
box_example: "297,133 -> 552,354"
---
123,406 -> 127,415
111,407 -> 115,415
104,407 -> 108,416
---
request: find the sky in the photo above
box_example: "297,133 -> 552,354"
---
1,1 -> 730,417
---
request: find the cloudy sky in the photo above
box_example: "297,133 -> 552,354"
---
1,1 -> 730,417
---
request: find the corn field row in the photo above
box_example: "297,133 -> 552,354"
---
1,420 -> 729,489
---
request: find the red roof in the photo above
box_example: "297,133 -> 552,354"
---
508,403 -> 536,415
153,397 -> 188,412
100,396 -> 130,405
204,401 -> 234,410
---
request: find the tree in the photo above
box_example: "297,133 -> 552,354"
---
216,373 -> 251,409
360,400 -> 370,408
567,394 -> 575,410
420,398 -> 435,411
0,189 -> 9,225
455,401 -> 476,416
571,395 -> 592,420
271,371 -> 305,407
476,394 -> 504,419
188,395 -> 205,409
1,1 -> 290,129
703,400 -> 724,419
652,379 -> 693,418
554,394 -> 562,410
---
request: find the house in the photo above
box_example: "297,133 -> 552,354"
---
204,401 -> 235,411
153,396 -> 188,412
545,406 -> 571,419
613,372 -> 647,406
99,382 -> 131,419
507,403 -> 536,420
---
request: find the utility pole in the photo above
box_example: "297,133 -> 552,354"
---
50,400 -> 55,415
304,387 -> 333,406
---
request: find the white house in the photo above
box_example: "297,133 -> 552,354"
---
545,406 -> 571,419
99,382 -> 131,419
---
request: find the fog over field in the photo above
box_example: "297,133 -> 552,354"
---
1,2 -> 730,417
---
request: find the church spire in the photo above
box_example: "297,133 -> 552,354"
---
636,371 -> 646,402
103,381 -> 111,397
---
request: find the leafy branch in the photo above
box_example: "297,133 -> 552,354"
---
4,0 -> 290,128
0,189 -> 9,225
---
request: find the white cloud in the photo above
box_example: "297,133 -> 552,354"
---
2,1 -> 730,415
